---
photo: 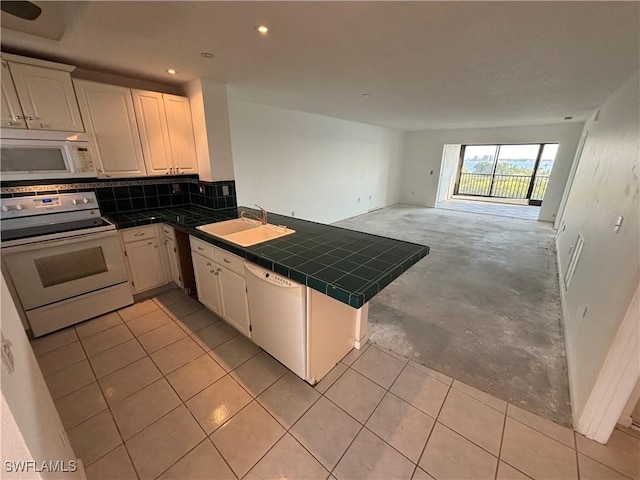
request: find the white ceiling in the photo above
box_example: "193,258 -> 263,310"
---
2,1 -> 638,131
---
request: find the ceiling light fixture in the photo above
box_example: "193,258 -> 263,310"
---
200,52 -> 214,59
256,25 -> 269,35
167,69 -> 177,75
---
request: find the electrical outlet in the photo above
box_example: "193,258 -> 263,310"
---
222,185 -> 230,196
199,185 -> 204,194
357,197 -> 360,202
291,211 -> 295,217
171,183 -> 180,194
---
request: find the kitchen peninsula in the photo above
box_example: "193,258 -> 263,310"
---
105,204 -> 430,383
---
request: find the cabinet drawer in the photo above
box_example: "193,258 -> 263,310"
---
214,247 -> 245,276
121,225 -> 157,243
162,224 -> 175,240
190,235 -> 214,260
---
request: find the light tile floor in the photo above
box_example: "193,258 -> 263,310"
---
32,289 -> 639,480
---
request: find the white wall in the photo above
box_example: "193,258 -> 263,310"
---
1,275 -> 81,479
401,123 -> 584,221
436,144 -> 461,204
555,71 -> 640,424
185,79 -> 235,182
228,100 -> 405,224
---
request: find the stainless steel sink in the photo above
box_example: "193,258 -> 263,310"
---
196,218 -> 295,247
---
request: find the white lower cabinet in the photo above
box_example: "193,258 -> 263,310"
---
191,250 -> 222,315
218,266 -> 251,337
121,225 -> 167,294
190,236 -> 250,336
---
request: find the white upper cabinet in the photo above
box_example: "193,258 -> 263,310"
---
163,94 -> 197,174
133,89 -> 197,175
1,61 -> 26,129
7,61 -> 84,132
74,80 -> 147,178
132,89 -> 173,175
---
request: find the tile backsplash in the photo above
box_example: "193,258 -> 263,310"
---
0,175 -> 237,215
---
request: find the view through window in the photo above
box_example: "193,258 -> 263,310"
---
455,143 -> 558,205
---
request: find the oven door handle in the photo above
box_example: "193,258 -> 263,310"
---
1,230 -> 119,253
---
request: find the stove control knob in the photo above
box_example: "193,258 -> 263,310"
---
15,205 -> 24,211
82,198 -> 90,204
1,205 -> 11,212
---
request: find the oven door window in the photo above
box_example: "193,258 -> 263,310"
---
1,147 -> 69,173
34,246 -> 108,287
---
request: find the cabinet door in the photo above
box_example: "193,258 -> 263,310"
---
132,89 -> 173,175
192,251 -> 222,315
219,266 -> 251,337
1,61 -> 26,129
8,62 -> 84,132
125,239 -> 167,293
165,237 -> 183,288
163,94 -> 197,174
74,80 -> 147,178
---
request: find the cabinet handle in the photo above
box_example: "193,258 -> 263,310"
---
147,241 -> 152,245
25,116 -> 33,121
223,258 -> 231,264
134,232 -> 145,237
7,121 -> 14,126
39,123 -> 45,128
206,262 -> 212,266
14,115 -> 22,120
176,167 -> 180,174
197,246 -> 203,251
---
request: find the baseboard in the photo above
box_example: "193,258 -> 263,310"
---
555,236 -> 576,426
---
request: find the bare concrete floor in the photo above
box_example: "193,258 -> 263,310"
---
438,197 -> 542,220
335,204 -> 572,426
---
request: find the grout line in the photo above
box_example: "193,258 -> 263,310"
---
507,415 -> 576,450
415,371 -> 453,480
323,363 -> 404,476
495,403 -> 508,480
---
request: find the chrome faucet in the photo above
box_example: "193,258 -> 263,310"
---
241,204 -> 267,225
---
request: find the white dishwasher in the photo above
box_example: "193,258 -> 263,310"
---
244,263 -> 307,379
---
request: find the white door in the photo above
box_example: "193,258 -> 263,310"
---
132,89 -> 173,175
192,252 -> 222,315
165,236 -> 182,287
0,61 -> 26,129
163,94 -> 197,174
125,239 -> 166,293
74,80 -> 147,177
218,266 -> 251,337
9,62 -> 84,132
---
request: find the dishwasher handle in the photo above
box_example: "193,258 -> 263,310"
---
244,262 -> 303,289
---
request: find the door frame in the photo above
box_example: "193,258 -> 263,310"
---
575,283 -> 640,443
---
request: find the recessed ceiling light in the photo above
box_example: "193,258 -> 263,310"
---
200,52 -> 214,59
167,69 -> 177,75
564,116 -> 573,120
361,93 -> 373,98
256,25 -> 269,35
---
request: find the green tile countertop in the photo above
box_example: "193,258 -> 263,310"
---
105,206 -> 430,309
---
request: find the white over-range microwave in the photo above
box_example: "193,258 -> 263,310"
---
0,129 -> 97,181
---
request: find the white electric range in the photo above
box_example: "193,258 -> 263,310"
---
1,192 -> 133,337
